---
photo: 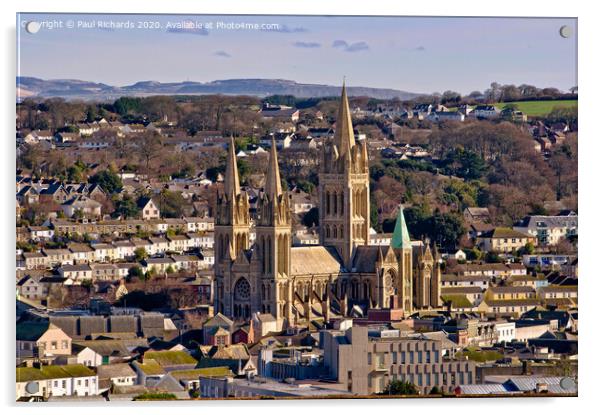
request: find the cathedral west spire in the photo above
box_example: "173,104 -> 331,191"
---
224,135 -> 241,197
214,137 -> 251,318
256,137 -> 292,322
264,137 -> 282,199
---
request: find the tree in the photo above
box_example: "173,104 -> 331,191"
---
381,380 -> 419,395
485,252 -> 502,263
466,247 -> 483,261
427,212 -> 465,250
113,97 -> 143,116
138,131 -> 163,172
67,164 -> 85,183
206,165 -> 226,182
441,90 -> 462,105
429,386 -> 442,395
127,266 -> 144,281
134,247 -> 148,262
440,148 -> 487,180
113,194 -> 140,219
89,170 -> 123,194
302,207 -> 319,228
157,190 -> 186,218
522,241 -> 535,255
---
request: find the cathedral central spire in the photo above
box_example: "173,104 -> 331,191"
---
224,136 -> 241,197
334,81 -> 356,158
264,137 -> 282,198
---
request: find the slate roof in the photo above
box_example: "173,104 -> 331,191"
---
203,312 -> 234,328
515,215 -> 578,229
16,321 -> 50,341
144,350 -> 197,367
96,363 -> 137,379
290,246 -> 342,275
352,245 -> 390,273
17,365 -> 95,382
73,340 -> 132,357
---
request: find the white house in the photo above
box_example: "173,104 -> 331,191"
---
138,198 -> 160,220
16,365 -> 99,400
494,321 -> 516,343
96,363 -> 137,388
513,214 -> 578,246
472,105 -> 501,119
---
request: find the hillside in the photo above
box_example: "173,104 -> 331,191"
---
16,77 -> 420,101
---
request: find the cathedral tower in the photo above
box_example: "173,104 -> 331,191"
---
256,138 -> 292,321
319,83 -> 370,270
214,137 -> 250,315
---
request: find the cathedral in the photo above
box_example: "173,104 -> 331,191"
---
213,83 -> 441,328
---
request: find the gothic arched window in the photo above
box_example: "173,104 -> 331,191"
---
234,278 -> 251,302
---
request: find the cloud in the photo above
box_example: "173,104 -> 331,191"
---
415,46 -> 426,52
213,50 -> 231,58
332,39 -> 369,52
345,41 -> 370,52
332,39 -> 348,49
264,25 -> 308,33
293,41 -> 321,48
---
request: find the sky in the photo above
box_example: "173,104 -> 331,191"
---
17,13 -> 578,95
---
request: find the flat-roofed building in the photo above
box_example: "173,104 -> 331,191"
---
322,325 -> 476,395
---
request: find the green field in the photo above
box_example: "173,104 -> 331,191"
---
449,100 -> 577,117
494,100 -> 577,117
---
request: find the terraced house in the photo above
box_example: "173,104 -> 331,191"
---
16,365 -> 98,400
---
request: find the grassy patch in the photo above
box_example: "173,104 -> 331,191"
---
495,100 -> 577,117
133,392 -> 177,401
170,367 -> 233,380
144,350 -> 198,366
458,347 -> 504,362
441,295 -> 472,308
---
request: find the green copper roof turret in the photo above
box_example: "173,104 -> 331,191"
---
391,204 -> 411,249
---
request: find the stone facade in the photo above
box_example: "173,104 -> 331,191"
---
214,85 -> 442,328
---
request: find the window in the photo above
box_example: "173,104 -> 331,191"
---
51,341 -> 57,350
392,352 -> 398,364
409,351 -> 414,364
367,352 -> 372,365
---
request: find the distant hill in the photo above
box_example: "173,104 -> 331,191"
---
16,77 -> 420,101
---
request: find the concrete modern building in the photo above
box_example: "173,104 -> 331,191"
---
322,325 -> 476,395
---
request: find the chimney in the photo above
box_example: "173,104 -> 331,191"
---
522,360 -> 532,375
